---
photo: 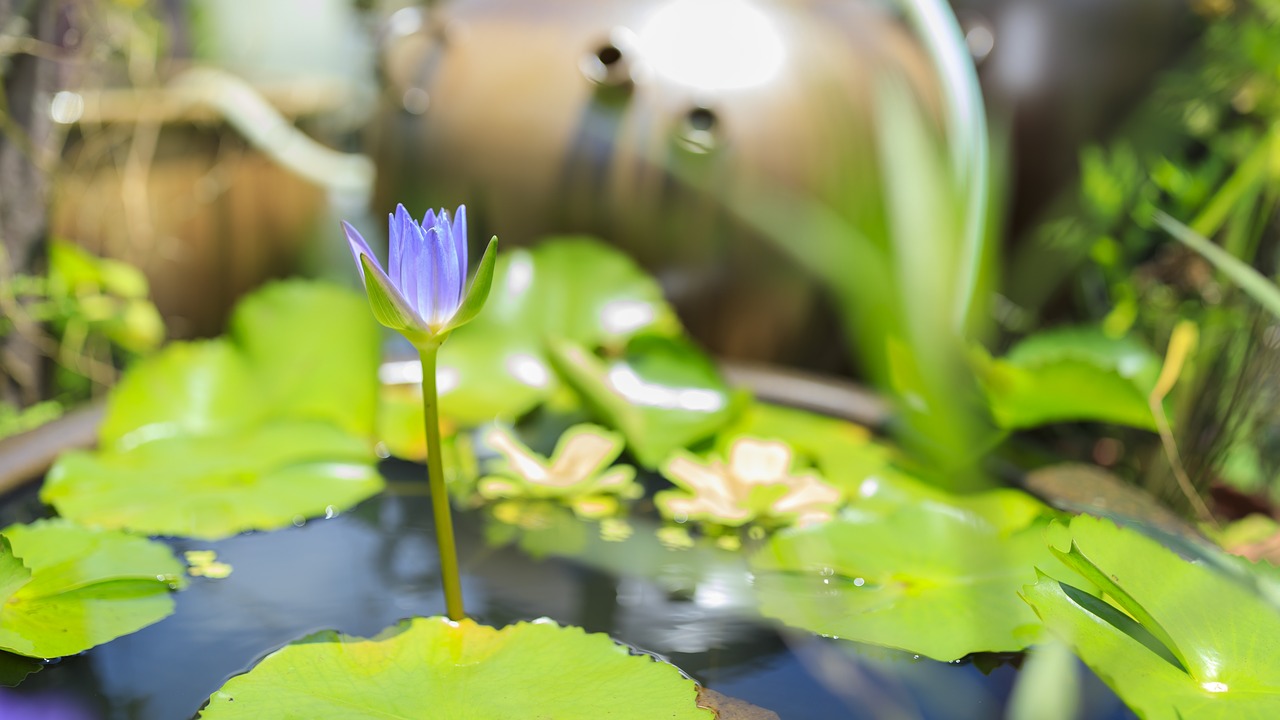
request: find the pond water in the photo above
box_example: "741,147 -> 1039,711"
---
0,460 -> 1135,720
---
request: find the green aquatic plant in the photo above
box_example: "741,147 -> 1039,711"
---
1022,515 -> 1280,719
42,282 -> 384,539
751,502 -> 1060,661
0,520 -> 186,658
342,204 -> 496,621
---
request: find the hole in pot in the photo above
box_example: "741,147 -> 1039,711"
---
676,105 -> 721,154
581,39 -> 633,88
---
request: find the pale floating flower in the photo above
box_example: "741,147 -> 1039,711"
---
657,437 -> 842,528
478,424 -> 642,517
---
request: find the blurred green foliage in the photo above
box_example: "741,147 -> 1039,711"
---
0,241 -> 164,439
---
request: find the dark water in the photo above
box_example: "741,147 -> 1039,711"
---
0,462 -> 1134,720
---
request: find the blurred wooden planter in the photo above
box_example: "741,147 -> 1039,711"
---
50,85 -> 333,339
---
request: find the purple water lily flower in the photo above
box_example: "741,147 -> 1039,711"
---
342,204 -> 496,346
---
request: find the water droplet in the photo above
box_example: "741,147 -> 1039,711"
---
853,577 -> 866,587
818,567 -> 835,577
374,443 -> 391,459
292,515 -> 306,527
324,505 -> 338,520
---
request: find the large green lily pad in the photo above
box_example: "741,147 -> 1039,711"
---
548,335 -> 741,467
99,281 -> 379,449
45,282 -> 385,539
1021,515 -> 1280,719
973,327 -> 1161,430
750,505 -> 1060,661
436,239 -> 680,425
199,617 -> 713,719
44,421 -> 382,540
0,520 -> 185,658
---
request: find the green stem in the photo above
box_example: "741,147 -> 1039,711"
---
418,344 -> 465,620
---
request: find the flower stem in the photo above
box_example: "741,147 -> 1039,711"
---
418,344 -> 465,620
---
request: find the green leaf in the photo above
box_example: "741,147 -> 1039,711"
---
98,341 -> 263,450
444,236 -> 498,332
1154,210 -> 1280,321
229,280 -> 381,438
100,281 -> 382,447
437,239 -> 679,425
65,281 -> 386,539
199,617 -> 713,719
750,506 -> 1061,661
358,254 -> 431,342
1022,515 -> 1280,719
547,335 -> 740,468
975,327 -> 1161,430
42,421 -> 383,540
0,520 -> 185,658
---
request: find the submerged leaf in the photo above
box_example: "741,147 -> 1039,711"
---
199,617 -> 713,719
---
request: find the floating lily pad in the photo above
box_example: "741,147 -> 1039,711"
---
99,281 -> 379,449
437,239 -> 680,425
548,335 -> 741,467
0,521 -> 185,659
227,281 -> 380,438
1021,515 -> 1280,719
974,327 -> 1161,430
199,617 -> 713,719
46,282 -> 385,539
43,421 -> 382,540
750,506 -> 1060,661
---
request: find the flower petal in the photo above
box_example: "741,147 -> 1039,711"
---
392,204 -> 422,312
430,211 -> 460,324
452,205 -> 468,301
342,221 -> 383,282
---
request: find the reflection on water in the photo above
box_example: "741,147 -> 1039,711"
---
0,461 -> 1132,720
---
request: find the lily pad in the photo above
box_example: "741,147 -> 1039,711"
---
43,421 -> 382,540
227,281 -> 380,438
0,521 -> 185,659
750,506 -> 1061,661
548,335 -> 741,467
46,281 -> 385,539
437,239 -> 680,425
1021,515 -> 1280,719
199,617 -> 713,719
974,327 -> 1161,430
99,281 -> 379,449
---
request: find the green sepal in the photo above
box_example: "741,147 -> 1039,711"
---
358,254 -> 432,345
443,236 -> 498,334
